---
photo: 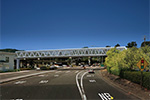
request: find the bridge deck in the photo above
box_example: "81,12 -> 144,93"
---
16,47 -> 126,59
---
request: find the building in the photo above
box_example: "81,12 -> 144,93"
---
0,52 -> 16,71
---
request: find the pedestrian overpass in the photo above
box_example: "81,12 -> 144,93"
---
16,47 -> 126,58
15,47 -> 127,69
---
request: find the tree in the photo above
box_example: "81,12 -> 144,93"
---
126,41 -> 137,48
0,48 -> 23,53
83,46 -> 88,48
115,44 -> 120,47
106,45 -> 111,47
141,41 -> 150,47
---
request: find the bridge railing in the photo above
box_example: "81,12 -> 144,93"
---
15,47 -> 127,58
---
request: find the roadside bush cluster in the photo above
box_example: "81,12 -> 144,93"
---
105,46 -> 150,89
0,69 -> 20,73
121,71 -> 150,89
20,68 -> 32,70
105,46 -> 150,74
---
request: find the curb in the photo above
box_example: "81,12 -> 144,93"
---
0,71 -> 52,84
99,70 -> 144,100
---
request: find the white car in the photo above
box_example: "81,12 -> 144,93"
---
62,65 -> 67,67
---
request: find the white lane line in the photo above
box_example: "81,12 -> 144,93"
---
39,80 -> 48,84
14,81 -> 26,84
0,71 -> 53,84
87,74 -> 95,77
38,74 -> 48,77
75,71 -> 79,73
89,80 -> 96,82
54,75 -> 59,77
80,71 -> 88,100
76,71 -> 88,100
87,75 -> 91,77
66,71 -> 70,73
38,75 -> 45,77
76,71 -> 84,100
55,71 -> 61,73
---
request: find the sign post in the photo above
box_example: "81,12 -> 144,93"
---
137,57 -> 149,89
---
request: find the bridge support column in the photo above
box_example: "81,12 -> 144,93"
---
16,59 -> 20,69
88,57 -> 91,66
101,56 -> 103,64
69,57 -> 72,67
20,61 -> 23,68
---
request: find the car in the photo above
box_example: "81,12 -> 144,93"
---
50,65 -> 57,70
62,65 -> 67,67
88,69 -> 95,73
40,66 -> 49,70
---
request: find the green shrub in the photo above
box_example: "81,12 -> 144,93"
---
107,66 -> 111,73
110,66 -> 120,76
0,69 -> 20,73
121,71 -> 150,89
143,72 -> 150,89
15,69 -> 21,72
20,68 -> 32,70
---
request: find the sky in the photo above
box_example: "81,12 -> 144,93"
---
1,0 -> 149,50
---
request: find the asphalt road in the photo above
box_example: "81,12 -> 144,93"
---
0,69 -> 139,100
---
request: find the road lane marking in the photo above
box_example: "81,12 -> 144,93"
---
14,81 -> 26,84
38,75 -> 45,77
75,71 -> 79,73
98,93 -> 113,100
66,71 -> 70,73
39,80 -> 48,84
55,71 -> 61,73
38,74 -> 48,77
87,75 -> 91,77
54,75 -> 59,77
76,71 -> 84,100
80,71 -> 88,100
87,74 -> 94,77
89,80 -> 96,82
76,71 -> 88,100
0,71 -> 53,84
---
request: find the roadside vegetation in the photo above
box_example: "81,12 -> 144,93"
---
0,69 -> 20,73
105,45 -> 150,89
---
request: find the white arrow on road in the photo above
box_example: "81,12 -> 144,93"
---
39,80 -> 48,84
89,80 -> 96,82
14,81 -> 26,84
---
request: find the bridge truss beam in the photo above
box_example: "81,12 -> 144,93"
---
16,47 -> 127,59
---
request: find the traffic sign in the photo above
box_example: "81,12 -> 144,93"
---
137,57 -> 149,71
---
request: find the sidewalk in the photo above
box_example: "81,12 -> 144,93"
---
100,69 -> 150,100
0,70 -> 30,75
0,70 -> 53,84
